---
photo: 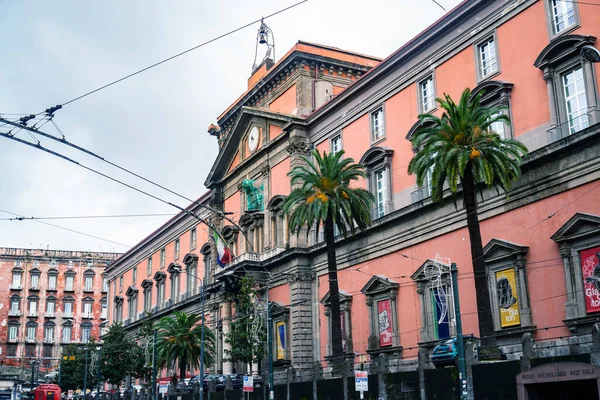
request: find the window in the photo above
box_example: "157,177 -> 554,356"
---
360,147 -> 394,219
470,80 -> 515,141
185,254 -> 198,297
84,275 -> 94,292
482,239 -> 533,337
552,213 -> 600,332
361,275 -> 400,354
11,269 -> 22,289
267,195 -> 288,249
269,302 -> 291,363
174,239 -> 181,260
45,298 -> 56,317
475,35 -> 499,82
147,258 -> 153,276
26,324 -> 37,342
25,344 -> 36,358
200,243 -> 213,282
169,265 -> 180,303
63,298 -> 74,318
547,0 -> 578,36
48,270 -> 58,291
30,271 -> 40,290
65,272 -> 75,292
100,298 -> 108,319
321,291 -> 352,360
62,324 -> 72,344
561,66 -> 589,134
114,297 -> 124,322
100,323 -> 108,337
28,296 -> 38,317
43,344 -> 53,358
331,134 -> 342,154
132,267 -> 137,284
375,168 -> 386,218
44,323 -> 55,343
239,212 -> 264,254
126,286 -> 139,321
534,35 -> 598,142
419,75 -> 436,113
154,272 -> 167,308
411,260 -> 456,343
83,299 -> 93,319
119,276 -> 124,292
190,228 -> 197,251
160,248 -> 166,268
370,107 -> 385,142
142,280 -> 153,312
8,324 -> 19,342
490,114 -> 507,140
102,277 -> 109,292
81,324 -> 92,343
7,343 -> 17,357
9,295 -> 21,315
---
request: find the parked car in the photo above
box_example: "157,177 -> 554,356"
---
431,335 -> 482,367
229,374 -> 243,390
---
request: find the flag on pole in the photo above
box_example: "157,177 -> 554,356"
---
214,229 -> 232,267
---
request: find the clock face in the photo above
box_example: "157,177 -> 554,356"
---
248,127 -> 259,152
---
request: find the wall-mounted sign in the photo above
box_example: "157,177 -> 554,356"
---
580,246 -> 600,313
496,268 -> 520,327
377,299 -> 393,347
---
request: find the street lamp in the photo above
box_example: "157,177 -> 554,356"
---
96,346 -> 102,399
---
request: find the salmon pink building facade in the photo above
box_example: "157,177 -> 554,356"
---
107,0 -> 600,397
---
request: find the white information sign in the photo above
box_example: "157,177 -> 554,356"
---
355,370 -> 368,392
243,375 -> 254,393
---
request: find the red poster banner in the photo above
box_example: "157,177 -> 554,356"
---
377,299 -> 393,347
580,246 -> 600,313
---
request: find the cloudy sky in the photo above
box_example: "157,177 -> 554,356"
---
0,0 -> 461,253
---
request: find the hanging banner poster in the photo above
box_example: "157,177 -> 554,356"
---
496,268 -> 520,327
276,321 -> 286,360
580,247 -> 600,313
377,299 -> 393,347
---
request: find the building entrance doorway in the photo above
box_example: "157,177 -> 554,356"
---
526,379 -> 599,400
516,362 -> 600,400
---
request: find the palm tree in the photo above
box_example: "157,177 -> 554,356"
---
283,150 -> 375,367
408,88 -> 528,345
156,311 -> 215,380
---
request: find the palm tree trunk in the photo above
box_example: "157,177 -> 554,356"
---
462,165 -> 496,347
179,359 -> 186,383
324,213 -> 345,372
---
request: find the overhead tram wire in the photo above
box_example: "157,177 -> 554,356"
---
0,212 -> 175,221
42,0 -> 307,111
0,208 -> 131,248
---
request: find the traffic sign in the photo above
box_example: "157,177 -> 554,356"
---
355,370 -> 368,392
243,375 -> 254,392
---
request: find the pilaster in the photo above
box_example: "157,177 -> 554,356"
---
287,270 -> 315,379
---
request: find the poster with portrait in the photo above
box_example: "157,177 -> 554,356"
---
377,299 -> 393,347
580,247 -> 600,313
276,321 -> 286,360
496,268 -> 520,327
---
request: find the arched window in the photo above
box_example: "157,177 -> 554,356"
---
221,225 -> 239,258
470,80 -> 514,140
11,267 -> 23,290
64,270 -> 76,292
154,271 -> 167,309
168,263 -> 181,304
47,268 -> 58,291
267,195 -> 288,249
9,295 -> 21,316
360,147 -> 394,218
200,243 -> 213,282
183,253 -> 199,297
126,285 -> 139,322
83,269 -> 95,292
534,35 -> 599,141
141,279 -> 153,312
29,268 -> 41,291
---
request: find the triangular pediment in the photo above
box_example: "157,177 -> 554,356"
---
361,275 -> 398,296
269,301 -> 290,318
320,289 -> 352,305
205,107 -> 301,187
411,259 -> 451,282
126,285 -> 139,297
551,213 -> 600,243
483,239 -> 528,263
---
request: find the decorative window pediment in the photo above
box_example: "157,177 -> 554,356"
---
113,295 -> 124,305
361,275 -> 399,298
153,271 -> 167,282
126,285 -> 139,297
270,301 -> 290,319
483,239 -> 529,263
47,268 -> 58,276
320,289 -> 353,359
359,146 -> 394,167
64,270 -> 76,277
84,269 -> 95,276
551,213 -> 600,243
141,279 -> 153,289
183,253 -> 199,266
269,301 -> 291,364
200,243 -> 212,255
534,35 -> 595,69
167,263 -> 182,274
267,195 -> 287,212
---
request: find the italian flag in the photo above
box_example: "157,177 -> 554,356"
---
214,229 -> 232,267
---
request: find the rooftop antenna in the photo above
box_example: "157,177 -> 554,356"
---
252,18 -> 275,72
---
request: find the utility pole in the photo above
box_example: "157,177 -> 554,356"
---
451,263 -> 468,400
266,279 -> 274,400
200,280 -> 205,400
83,348 -> 89,399
58,362 -> 62,388
96,346 -> 102,397
152,329 -> 157,400
30,361 -> 35,387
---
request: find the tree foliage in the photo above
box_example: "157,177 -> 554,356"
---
100,323 -> 141,387
282,150 -> 374,366
408,88 -> 527,344
156,311 -> 215,379
224,275 -> 266,369
58,341 -> 98,392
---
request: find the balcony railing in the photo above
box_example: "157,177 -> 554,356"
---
8,310 -> 21,317
44,312 -> 55,318
228,246 -> 286,267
